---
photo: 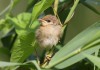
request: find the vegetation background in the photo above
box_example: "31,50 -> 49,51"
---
0,0 -> 100,70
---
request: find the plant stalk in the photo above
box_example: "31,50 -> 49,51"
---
45,39 -> 100,68
63,0 -> 80,25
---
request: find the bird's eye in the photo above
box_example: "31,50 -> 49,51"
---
46,20 -> 51,22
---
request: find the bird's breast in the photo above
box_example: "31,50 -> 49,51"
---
36,25 -> 61,48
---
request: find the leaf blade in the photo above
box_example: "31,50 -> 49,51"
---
46,22 -> 100,68
32,0 -> 54,21
82,52 -> 100,68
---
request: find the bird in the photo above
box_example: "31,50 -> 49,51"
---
35,15 -> 62,50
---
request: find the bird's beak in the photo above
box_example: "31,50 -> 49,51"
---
38,19 -> 48,26
38,19 -> 43,22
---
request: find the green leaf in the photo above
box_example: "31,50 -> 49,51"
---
82,53 -> 100,68
64,0 -> 79,24
0,19 -> 13,38
10,31 -> 36,62
8,13 -> 40,63
7,13 -> 40,31
0,61 -> 41,70
46,21 -> 100,68
7,13 -> 31,29
25,60 -> 41,70
55,45 -> 100,69
0,61 -> 22,67
32,0 -> 54,21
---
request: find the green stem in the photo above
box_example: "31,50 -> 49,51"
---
53,8 -> 62,26
61,0 -> 80,43
41,47 -> 55,68
64,0 -> 80,25
45,39 -> 100,68
45,48 -> 81,68
53,1 -> 62,26
82,39 -> 100,51
54,0 -> 59,16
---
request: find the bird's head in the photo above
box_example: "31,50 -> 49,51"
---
39,15 -> 59,26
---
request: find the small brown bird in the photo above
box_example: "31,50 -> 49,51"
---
35,15 -> 62,49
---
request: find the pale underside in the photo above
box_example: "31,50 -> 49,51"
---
36,25 -> 61,49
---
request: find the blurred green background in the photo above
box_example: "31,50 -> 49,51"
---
64,3 -> 100,43
0,0 -> 100,43
0,0 -> 100,70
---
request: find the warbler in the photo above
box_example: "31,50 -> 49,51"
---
35,15 -> 62,49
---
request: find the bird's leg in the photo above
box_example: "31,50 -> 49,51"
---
44,49 -> 53,62
41,47 -> 55,68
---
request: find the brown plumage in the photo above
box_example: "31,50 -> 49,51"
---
35,15 -> 62,49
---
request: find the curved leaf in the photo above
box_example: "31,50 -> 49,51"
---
32,0 -> 54,21
25,60 -> 41,70
46,21 -> 100,68
9,13 -> 40,63
82,52 -> 100,68
55,44 -> 100,69
0,61 -> 22,67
